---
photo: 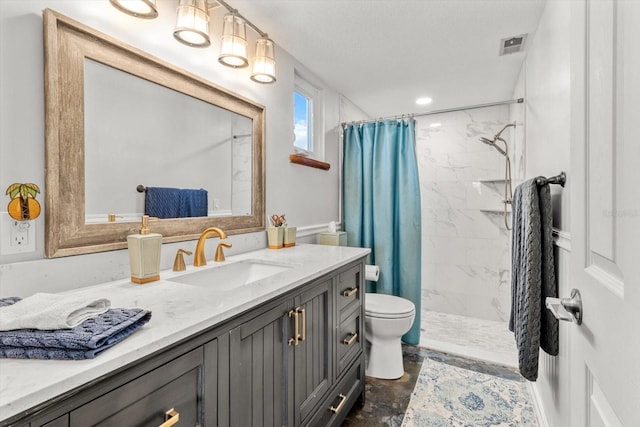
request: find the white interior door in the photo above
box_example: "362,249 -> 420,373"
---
569,0 -> 640,426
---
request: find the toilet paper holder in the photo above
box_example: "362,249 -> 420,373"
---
545,288 -> 582,325
365,265 -> 379,282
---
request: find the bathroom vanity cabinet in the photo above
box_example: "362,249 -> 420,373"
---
229,276 -> 334,426
4,256 -> 365,427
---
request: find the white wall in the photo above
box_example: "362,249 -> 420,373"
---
514,0 -> 572,425
521,0 -> 571,232
0,0 -> 343,296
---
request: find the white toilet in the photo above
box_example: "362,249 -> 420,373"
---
364,293 -> 416,379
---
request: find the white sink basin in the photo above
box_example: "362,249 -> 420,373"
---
168,259 -> 293,291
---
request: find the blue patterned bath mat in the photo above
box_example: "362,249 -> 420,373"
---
401,356 -> 538,426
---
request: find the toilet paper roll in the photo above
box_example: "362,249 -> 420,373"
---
365,265 -> 380,282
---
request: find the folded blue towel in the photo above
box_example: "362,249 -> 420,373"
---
179,188 -> 208,218
0,298 -> 151,360
145,187 -> 181,219
145,187 -> 208,218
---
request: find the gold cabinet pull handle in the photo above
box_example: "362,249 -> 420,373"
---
297,307 -> 306,342
329,393 -> 348,414
342,287 -> 358,297
288,309 -> 299,346
159,408 -> 179,427
342,332 -> 358,345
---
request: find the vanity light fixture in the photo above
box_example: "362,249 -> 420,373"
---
218,12 -> 249,68
174,0 -> 211,47
251,36 -> 276,83
109,0 -> 158,19
110,0 -> 277,84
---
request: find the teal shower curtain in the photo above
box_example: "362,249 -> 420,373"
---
343,119 -> 422,345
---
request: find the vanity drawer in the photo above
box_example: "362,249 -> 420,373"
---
337,310 -> 361,375
69,347 -> 204,427
307,359 -> 363,427
337,264 -> 361,319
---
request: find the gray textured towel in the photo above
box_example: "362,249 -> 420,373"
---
509,178 -> 559,381
0,297 -> 151,360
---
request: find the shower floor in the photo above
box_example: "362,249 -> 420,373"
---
419,310 -> 518,368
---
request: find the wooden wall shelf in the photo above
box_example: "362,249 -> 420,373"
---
289,154 -> 331,171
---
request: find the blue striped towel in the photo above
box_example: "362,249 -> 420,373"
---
0,297 -> 151,360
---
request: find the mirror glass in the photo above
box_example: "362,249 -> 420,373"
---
44,9 -> 265,258
84,59 -> 253,222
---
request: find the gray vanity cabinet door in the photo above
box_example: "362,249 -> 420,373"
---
229,300 -> 289,427
291,278 -> 334,426
204,337 -> 221,426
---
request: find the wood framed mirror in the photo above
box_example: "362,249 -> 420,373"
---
44,9 -> 265,258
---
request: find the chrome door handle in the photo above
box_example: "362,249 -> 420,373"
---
545,288 -> 582,325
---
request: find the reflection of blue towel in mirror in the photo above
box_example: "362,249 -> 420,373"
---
179,189 -> 208,218
145,187 -> 180,219
145,187 -> 208,218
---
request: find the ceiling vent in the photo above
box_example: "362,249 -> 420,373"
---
499,34 -> 527,55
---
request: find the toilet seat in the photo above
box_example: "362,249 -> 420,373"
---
365,293 -> 415,319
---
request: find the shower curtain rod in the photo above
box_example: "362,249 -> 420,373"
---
342,98 -> 524,126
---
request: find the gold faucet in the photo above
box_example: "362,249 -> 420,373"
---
193,227 -> 231,266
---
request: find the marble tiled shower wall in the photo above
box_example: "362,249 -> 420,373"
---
415,105 -> 524,322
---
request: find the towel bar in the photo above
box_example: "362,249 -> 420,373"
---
536,171 -> 566,187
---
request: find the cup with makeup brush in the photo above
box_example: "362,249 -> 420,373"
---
267,214 -> 285,249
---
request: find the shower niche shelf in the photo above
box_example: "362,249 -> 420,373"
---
478,178 -> 524,185
480,209 -> 512,214
476,179 -> 509,195
478,179 -> 508,184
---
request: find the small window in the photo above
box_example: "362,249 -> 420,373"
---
293,71 -> 324,160
294,90 -> 313,152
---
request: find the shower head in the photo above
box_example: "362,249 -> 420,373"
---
479,136 -> 507,156
478,122 -> 515,157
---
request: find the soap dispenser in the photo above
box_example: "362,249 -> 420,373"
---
127,215 -> 162,284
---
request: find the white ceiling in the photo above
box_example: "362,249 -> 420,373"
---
232,0 -> 547,118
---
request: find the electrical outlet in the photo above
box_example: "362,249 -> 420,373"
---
1,212 -> 36,255
10,221 -> 30,246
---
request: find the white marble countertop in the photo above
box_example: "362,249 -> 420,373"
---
0,244 -> 370,422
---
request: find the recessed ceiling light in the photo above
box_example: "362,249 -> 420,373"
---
416,97 -> 432,106
429,122 -> 441,128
